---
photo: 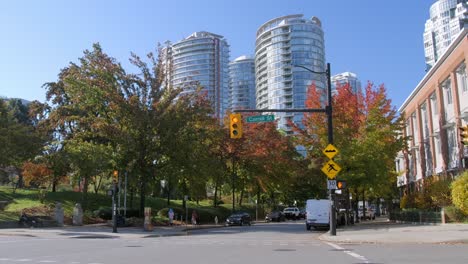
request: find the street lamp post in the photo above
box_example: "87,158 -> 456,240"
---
294,63 -> 336,236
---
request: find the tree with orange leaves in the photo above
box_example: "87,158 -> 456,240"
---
293,81 -> 405,209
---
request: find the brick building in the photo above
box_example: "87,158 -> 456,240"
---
396,28 -> 468,191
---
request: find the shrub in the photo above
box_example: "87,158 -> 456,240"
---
93,207 -> 141,220
93,207 -> 112,220
400,193 -> 415,209
428,179 -> 451,208
451,171 -> 468,214
444,206 -> 467,223
157,207 -> 185,218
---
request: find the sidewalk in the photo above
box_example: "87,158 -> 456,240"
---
319,217 -> 468,244
0,223 -> 222,239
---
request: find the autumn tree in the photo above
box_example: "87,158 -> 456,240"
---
293,81 -> 405,214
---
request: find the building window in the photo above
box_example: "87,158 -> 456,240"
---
430,93 -> 438,115
456,62 -> 467,93
442,78 -> 452,105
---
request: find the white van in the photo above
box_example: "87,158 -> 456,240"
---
305,199 -> 330,230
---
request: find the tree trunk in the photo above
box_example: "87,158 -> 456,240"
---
139,176 -> 146,217
213,174 -> 220,208
362,189 -> 366,220
52,177 -> 57,192
130,187 -> 134,209
166,180 -> 170,206
354,189 -> 359,223
239,187 -> 244,206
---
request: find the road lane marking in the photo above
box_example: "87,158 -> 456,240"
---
325,242 -> 370,263
38,261 -> 57,263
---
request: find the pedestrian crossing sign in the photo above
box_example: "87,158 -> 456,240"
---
321,160 -> 341,179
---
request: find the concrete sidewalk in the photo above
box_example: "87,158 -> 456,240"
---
319,217 -> 468,244
0,223 -> 222,239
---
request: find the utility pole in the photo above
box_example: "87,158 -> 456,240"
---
325,63 -> 337,236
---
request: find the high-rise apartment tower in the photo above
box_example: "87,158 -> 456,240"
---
424,0 -> 467,70
167,31 -> 230,118
255,14 -> 326,133
228,56 -> 256,111
331,72 -> 362,94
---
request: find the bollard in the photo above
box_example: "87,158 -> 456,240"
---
143,207 -> 153,231
72,203 -> 83,226
441,208 -> 446,224
54,202 -> 64,227
214,216 -> 218,225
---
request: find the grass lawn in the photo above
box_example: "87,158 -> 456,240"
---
0,186 -> 262,224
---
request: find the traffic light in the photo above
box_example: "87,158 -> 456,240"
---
460,125 -> 468,146
113,170 -> 118,182
336,180 -> 347,190
229,113 -> 243,139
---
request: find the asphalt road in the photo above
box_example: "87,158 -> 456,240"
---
0,222 -> 466,264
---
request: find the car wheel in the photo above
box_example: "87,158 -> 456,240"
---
248,221 -> 251,226
306,224 -> 311,231
240,221 -> 243,226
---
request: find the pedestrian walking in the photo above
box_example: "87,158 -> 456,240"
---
168,208 -> 174,226
191,210 -> 198,225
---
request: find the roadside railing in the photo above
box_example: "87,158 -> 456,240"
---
389,210 -> 442,224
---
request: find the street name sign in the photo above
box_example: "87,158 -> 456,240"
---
322,144 -> 339,159
321,160 -> 341,179
246,115 -> 275,123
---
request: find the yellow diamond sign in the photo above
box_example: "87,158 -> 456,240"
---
322,144 -> 339,159
321,160 -> 341,179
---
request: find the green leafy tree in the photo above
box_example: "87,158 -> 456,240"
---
451,171 -> 468,214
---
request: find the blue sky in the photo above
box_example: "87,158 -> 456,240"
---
0,0 -> 434,108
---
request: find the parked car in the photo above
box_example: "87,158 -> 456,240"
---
358,208 -> 375,220
265,211 -> 285,222
283,207 -> 300,219
225,212 -> 251,226
299,209 -> 306,219
337,209 -> 354,226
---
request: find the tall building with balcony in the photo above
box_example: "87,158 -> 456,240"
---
255,14 -> 326,133
168,31 -> 230,118
424,0 -> 468,70
228,55 -> 256,111
331,72 -> 362,94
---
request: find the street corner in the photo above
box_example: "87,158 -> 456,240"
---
0,232 -> 38,238
317,230 -> 386,245
181,224 -> 226,232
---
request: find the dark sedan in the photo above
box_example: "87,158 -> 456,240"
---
225,212 -> 251,226
265,211 -> 285,222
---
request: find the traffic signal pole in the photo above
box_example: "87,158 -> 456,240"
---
325,63 -> 337,236
234,63 -> 336,236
